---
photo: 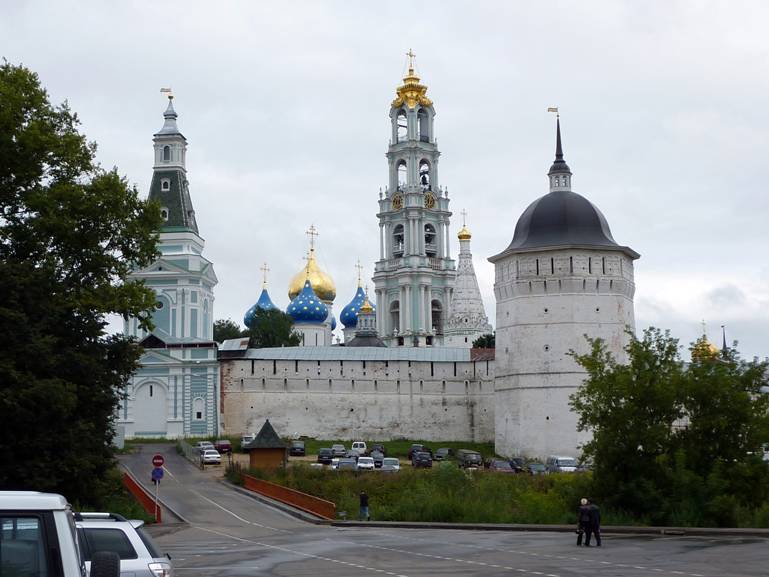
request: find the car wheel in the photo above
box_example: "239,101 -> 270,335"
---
90,551 -> 120,577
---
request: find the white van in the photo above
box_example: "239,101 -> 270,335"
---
545,455 -> 578,473
351,441 -> 367,455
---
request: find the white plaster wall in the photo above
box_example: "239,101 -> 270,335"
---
221,358 -> 495,442
493,249 -> 636,459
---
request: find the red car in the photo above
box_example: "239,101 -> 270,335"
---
214,439 -> 232,454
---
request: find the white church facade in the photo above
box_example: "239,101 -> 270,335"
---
125,61 -> 637,459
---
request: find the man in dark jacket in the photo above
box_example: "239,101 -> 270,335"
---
359,491 -> 370,521
588,500 -> 602,546
577,498 -> 592,545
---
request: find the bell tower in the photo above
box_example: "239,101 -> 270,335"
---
373,52 -> 456,347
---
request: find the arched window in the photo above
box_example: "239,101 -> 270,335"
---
431,299 -> 443,335
397,109 -> 408,142
193,397 -> 204,421
424,223 -> 436,256
397,160 -> 407,191
419,159 -> 430,191
390,300 -> 400,334
418,108 -> 429,142
161,178 -> 170,191
393,224 -> 404,257
160,208 -> 169,221
162,145 -> 170,161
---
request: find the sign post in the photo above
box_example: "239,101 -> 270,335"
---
151,455 -> 165,522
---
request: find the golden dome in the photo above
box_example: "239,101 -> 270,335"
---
691,335 -> 719,361
457,225 -> 472,240
359,295 -> 374,314
288,249 -> 336,303
391,51 -> 432,110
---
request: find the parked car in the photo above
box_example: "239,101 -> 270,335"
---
527,462 -> 546,475
545,455 -> 578,473
201,449 -> 221,465
509,457 -> 525,473
408,444 -> 426,460
370,449 -> 385,467
317,448 -> 334,465
487,459 -> 515,473
196,440 -> 215,453
240,434 -> 255,449
351,441 -> 367,455
214,439 -> 232,454
331,443 -> 346,457
380,457 -> 400,472
434,447 -> 453,461
412,451 -> 433,468
330,458 -> 340,470
336,458 -> 358,471
345,450 -> 361,460
370,443 -> 386,456
76,512 -> 173,577
289,440 -> 306,456
357,457 -> 375,471
456,449 -> 483,468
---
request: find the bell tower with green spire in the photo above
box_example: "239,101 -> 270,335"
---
373,52 -> 457,347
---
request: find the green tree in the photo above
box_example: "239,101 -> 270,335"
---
472,333 -> 495,348
214,318 -> 246,342
246,309 -> 301,348
0,63 -> 161,505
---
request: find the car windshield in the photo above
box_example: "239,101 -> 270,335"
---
382,458 -> 399,465
292,441 -> 304,447
136,526 -> 163,558
358,458 -> 373,463
557,458 -> 577,467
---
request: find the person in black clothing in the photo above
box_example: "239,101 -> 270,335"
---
588,500 -> 602,546
576,498 -> 592,545
359,491 -> 370,521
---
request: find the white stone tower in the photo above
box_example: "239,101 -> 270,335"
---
488,116 -> 639,458
373,52 -> 456,347
444,213 -> 493,347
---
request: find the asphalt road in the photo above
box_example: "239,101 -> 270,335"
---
120,444 -> 768,577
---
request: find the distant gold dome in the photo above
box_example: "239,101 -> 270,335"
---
359,295 -> 374,314
457,225 -> 472,240
692,335 -> 719,361
288,249 -> 336,303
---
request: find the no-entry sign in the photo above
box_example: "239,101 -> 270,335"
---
152,454 -> 165,467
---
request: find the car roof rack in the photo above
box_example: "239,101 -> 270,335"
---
74,512 -> 128,522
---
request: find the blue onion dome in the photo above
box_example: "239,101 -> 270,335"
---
330,314 -> 337,331
340,286 -> 370,328
286,280 -> 328,324
243,288 -> 277,328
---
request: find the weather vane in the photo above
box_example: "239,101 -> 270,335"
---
547,106 -> 559,118
160,87 -> 173,100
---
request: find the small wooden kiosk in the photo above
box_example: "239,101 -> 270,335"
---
243,419 -> 287,470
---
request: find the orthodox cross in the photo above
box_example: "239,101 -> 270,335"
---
406,49 -> 416,70
461,209 -> 468,227
260,263 -> 270,288
355,259 -> 364,287
306,224 -> 319,250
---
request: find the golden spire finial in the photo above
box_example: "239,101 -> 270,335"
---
406,48 -> 416,73
360,284 -> 374,313
392,50 -> 432,109
355,259 -> 364,287
260,262 -> 270,289
458,209 -> 472,240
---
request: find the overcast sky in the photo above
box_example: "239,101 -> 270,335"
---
3,1 -> 768,360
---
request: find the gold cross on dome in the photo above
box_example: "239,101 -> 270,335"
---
406,49 -> 416,70
355,259 -> 364,287
305,224 -> 319,250
260,263 -> 270,287
461,209 -> 468,227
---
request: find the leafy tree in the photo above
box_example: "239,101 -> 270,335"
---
214,318 -> 245,342
246,309 -> 301,348
472,333 -> 495,348
0,63 -> 161,505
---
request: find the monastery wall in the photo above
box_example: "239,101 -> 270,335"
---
221,358 -> 495,442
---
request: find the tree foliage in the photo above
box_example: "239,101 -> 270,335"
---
0,63 -> 161,505
472,333 -> 495,348
246,309 -> 301,348
213,318 -> 246,342
570,328 -> 769,525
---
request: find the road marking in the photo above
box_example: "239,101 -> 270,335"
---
195,526 -> 410,577
189,489 -> 287,533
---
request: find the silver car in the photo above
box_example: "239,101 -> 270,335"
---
76,512 -> 173,576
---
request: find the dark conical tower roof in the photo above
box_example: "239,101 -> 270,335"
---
548,116 -> 571,176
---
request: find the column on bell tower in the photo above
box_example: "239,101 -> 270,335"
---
373,52 -> 457,347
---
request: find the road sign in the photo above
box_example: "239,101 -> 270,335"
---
152,454 -> 165,467
151,467 -> 164,482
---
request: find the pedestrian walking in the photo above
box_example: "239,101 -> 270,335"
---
576,498 -> 592,546
588,500 -> 602,546
359,491 -> 370,521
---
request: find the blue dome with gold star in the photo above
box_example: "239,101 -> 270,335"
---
287,280 -> 328,324
340,286 -> 375,328
243,288 -> 276,328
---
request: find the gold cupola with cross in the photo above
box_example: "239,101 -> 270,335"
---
288,225 -> 336,303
